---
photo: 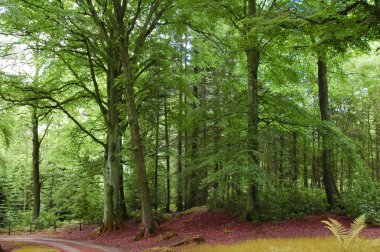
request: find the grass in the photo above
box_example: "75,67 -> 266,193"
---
0,241 -> 60,252
12,245 -> 60,252
182,237 -> 380,252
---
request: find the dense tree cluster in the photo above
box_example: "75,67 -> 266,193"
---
0,0 -> 379,236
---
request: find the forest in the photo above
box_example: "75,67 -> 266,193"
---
0,0 -> 380,251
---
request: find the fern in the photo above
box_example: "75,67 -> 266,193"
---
321,214 -> 366,251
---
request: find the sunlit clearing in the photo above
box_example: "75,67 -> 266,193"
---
182,237 -> 380,252
12,245 -> 60,252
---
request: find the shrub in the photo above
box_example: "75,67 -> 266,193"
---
208,187 -> 328,222
338,183 -> 380,225
255,188 -> 327,222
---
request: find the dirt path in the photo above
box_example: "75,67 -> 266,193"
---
0,237 -> 122,252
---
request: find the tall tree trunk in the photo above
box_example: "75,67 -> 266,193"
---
102,96 -> 122,231
176,88 -> 183,211
100,60 -> 123,232
317,56 -> 339,209
376,114 -> 380,181
339,157 -> 344,192
119,163 -> 128,221
184,96 -> 189,210
120,134 -> 127,221
176,37 -> 185,211
164,96 -> 171,213
367,107 -> 375,179
23,143 -> 29,212
312,129 -> 317,187
303,136 -> 308,188
154,108 -> 159,211
291,132 -> 298,185
124,69 -> 154,236
245,0 -> 260,218
198,77 -> 208,205
279,134 -> 285,187
32,109 -> 40,221
187,73 -> 199,209
213,83 -> 221,197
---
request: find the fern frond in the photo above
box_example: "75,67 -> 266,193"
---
322,215 -> 367,252
347,214 -> 366,247
321,218 -> 347,244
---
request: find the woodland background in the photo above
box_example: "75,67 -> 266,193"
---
0,0 -> 379,237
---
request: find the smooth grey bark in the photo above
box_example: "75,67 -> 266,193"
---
99,48 -> 125,231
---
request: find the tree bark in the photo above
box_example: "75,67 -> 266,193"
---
176,39 -> 185,211
375,114 -> 380,181
213,81 -> 221,196
303,136 -> 308,188
279,134 -> 285,187
164,96 -> 171,213
154,107 -> 159,211
198,76 -> 208,205
312,129 -> 317,187
119,163 -> 128,221
367,107 -> 375,179
100,56 -> 124,232
245,0 -> 260,219
120,132 -> 127,221
32,108 -> 40,221
176,88 -> 183,212
317,56 -> 339,209
125,80 -> 154,236
291,132 -> 298,185
187,73 -> 199,209
184,95 -> 189,210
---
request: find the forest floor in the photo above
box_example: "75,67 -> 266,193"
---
1,207 -> 380,251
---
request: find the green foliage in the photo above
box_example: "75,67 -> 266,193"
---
257,188 -> 328,222
339,184 -> 380,225
208,188 -> 328,222
36,208 -> 59,229
0,0 -> 379,232
321,214 -> 366,251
